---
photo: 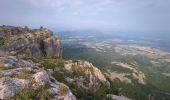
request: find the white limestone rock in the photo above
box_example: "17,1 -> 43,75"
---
33,70 -> 50,86
0,77 -> 29,99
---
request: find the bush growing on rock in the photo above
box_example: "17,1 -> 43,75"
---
58,85 -> 69,96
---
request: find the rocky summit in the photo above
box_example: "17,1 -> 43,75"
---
0,26 -> 62,57
0,26 -> 130,100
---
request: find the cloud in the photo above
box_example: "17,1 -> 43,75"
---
0,0 -> 170,33
73,11 -> 79,15
24,0 -> 83,8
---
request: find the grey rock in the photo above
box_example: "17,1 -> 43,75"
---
0,77 -> 29,99
0,26 -> 62,58
0,56 -> 34,68
33,70 -> 50,86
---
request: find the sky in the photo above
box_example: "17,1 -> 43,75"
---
0,0 -> 170,33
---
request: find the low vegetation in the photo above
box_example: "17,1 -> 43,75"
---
10,68 -> 33,79
0,37 -> 5,46
63,43 -> 170,100
58,85 -> 69,96
12,88 -> 35,100
12,84 -> 50,100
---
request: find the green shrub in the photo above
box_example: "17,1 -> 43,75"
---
35,84 -> 50,100
0,60 -> 9,70
58,85 -> 68,96
0,66 -> 7,70
40,58 -> 64,69
11,68 -> 32,79
22,57 -> 38,63
71,65 -> 86,77
12,84 -> 50,100
20,68 -> 32,77
12,88 -> 35,100
0,37 -> 5,46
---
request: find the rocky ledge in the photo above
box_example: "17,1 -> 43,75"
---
0,26 -> 130,100
0,26 -> 62,57
0,56 -> 76,100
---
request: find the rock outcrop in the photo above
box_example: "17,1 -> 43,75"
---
0,26 -> 62,57
0,56 -> 76,100
34,58 -> 113,99
63,60 -> 109,91
0,77 -> 29,99
0,56 -> 113,99
0,25 -> 130,100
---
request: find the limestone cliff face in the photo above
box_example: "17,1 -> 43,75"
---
63,60 -> 109,91
0,26 -> 62,57
0,26 -> 130,100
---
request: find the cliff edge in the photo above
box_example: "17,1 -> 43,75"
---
0,26 -> 62,57
0,26 -> 130,100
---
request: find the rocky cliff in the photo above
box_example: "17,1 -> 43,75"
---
0,56 -> 76,100
0,26 -> 62,57
0,26 -> 130,100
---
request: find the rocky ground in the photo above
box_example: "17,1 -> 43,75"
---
0,26 -> 130,100
0,56 -> 76,100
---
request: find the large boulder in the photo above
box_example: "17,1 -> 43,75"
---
33,71 -> 50,86
0,77 -> 29,99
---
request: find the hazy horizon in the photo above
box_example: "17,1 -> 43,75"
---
0,0 -> 170,34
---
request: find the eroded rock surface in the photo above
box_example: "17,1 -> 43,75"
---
0,56 -> 76,100
0,25 -> 131,100
0,77 -> 29,99
64,60 -> 109,91
0,26 -> 62,57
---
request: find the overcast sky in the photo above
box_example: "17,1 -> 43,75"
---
0,0 -> 170,33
